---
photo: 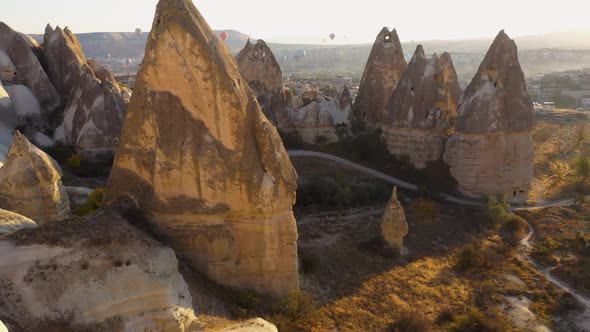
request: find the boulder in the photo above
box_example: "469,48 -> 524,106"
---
237,39 -> 290,128
0,211 -> 199,331
443,31 -> 534,201
352,28 -> 407,131
0,209 -> 37,236
105,0 -> 299,298
218,318 -> 278,332
381,187 -> 408,253
382,47 -> 461,168
0,132 -> 70,224
0,22 -> 60,113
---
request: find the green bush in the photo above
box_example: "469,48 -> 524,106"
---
486,196 -> 511,227
574,157 -> 590,180
455,245 -> 497,272
315,134 -> 328,145
299,250 -> 320,275
229,289 -> 263,318
76,187 -> 106,216
500,214 -> 529,245
66,154 -> 82,169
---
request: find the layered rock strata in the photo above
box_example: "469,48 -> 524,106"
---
443,31 -> 535,201
105,0 -> 299,298
382,46 -> 461,168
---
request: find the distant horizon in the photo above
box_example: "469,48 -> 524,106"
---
4,0 -> 590,45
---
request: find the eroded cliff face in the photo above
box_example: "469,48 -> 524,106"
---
0,211 -> 199,332
237,39 -> 290,128
0,132 -> 70,224
382,46 -> 461,168
44,26 -> 128,157
443,31 -> 534,200
352,28 -> 407,131
105,0 -> 299,298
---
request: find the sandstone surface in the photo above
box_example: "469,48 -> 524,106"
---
352,28 -> 407,130
0,209 -> 37,236
237,39 -> 290,128
0,132 -> 70,223
443,31 -> 534,200
382,47 -> 461,168
381,187 -> 408,252
105,0 -> 299,298
0,211 -> 199,331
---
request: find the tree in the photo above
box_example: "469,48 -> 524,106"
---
574,157 -> 590,181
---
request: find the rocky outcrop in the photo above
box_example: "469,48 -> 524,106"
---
339,86 -> 353,116
352,28 -> 407,131
443,31 -> 534,201
0,132 -> 70,224
382,47 -> 461,168
0,211 -> 199,331
237,39 -> 290,128
105,0 -> 299,298
0,22 -> 61,114
44,26 -> 128,157
217,318 -> 278,332
0,209 -> 37,236
381,187 -> 408,253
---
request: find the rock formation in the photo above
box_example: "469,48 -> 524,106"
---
216,318 -> 278,332
0,209 -> 37,236
352,28 -> 407,131
44,26 -> 128,157
443,31 -> 534,201
237,39 -> 290,128
382,46 -> 461,168
339,86 -> 353,117
0,132 -> 70,223
105,0 -> 299,298
381,187 -> 408,252
0,211 -> 199,331
0,22 -> 61,114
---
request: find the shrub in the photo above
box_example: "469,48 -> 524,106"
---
455,245 -> 497,272
66,154 -> 82,169
574,157 -> 590,180
269,291 -> 320,331
500,214 -> 529,245
315,134 -> 328,145
387,309 -> 433,332
230,289 -> 263,318
486,196 -> 510,227
409,199 -> 440,225
448,307 -> 511,332
76,187 -> 106,216
279,130 -> 306,150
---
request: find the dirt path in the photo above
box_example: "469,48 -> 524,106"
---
519,227 -> 590,331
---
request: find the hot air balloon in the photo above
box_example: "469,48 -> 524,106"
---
125,58 -> 131,66
107,53 -> 111,60
135,28 -> 142,37
294,50 -> 306,63
219,31 -> 228,41
329,33 -> 336,41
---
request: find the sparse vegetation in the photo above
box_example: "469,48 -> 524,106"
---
409,198 -> 440,225
268,291 -> 321,331
75,187 -> 106,216
387,309 -> 433,332
66,154 -> 82,169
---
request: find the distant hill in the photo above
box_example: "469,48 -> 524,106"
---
29,29 -> 590,80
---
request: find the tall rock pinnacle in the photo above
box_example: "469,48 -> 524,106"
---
105,0 -> 299,298
237,39 -> 290,128
382,46 -> 461,168
352,28 -> 407,131
443,31 -> 534,200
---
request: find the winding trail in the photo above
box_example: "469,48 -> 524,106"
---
290,149 -> 590,327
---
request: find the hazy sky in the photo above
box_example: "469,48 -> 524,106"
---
4,0 -> 590,44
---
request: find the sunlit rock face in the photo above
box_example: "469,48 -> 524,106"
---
0,209 -> 37,236
443,31 -> 535,201
382,46 -> 461,168
0,22 -> 60,114
44,25 -> 127,157
381,187 -> 408,253
237,39 -> 290,128
0,132 -> 70,224
105,0 -> 299,298
352,27 -> 407,131
0,211 -> 199,332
